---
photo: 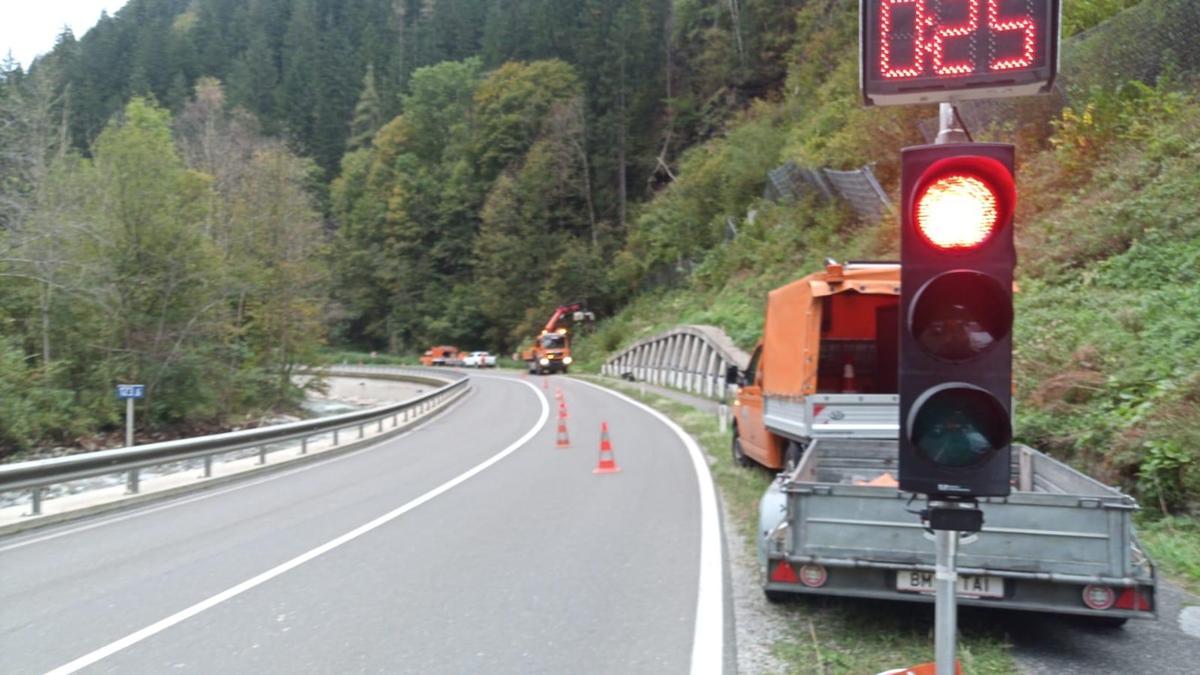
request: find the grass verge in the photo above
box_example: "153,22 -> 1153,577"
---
576,375 -> 1016,675
1135,515 -> 1200,596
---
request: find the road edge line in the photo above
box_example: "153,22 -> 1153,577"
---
44,378 -> 549,675
571,377 -> 725,675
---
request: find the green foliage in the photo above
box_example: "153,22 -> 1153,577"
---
0,87 -> 326,455
1061,0 -> 1144,37
1135,515 -> 1200,591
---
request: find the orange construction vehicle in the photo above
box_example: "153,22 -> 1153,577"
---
521,303 -> 594,375
730,260 -> 900,471
419,345 -> 462,367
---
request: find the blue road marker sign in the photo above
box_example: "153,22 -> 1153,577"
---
116,384 -> 145,400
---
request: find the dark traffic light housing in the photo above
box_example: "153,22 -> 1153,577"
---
899,142 -> 1016,498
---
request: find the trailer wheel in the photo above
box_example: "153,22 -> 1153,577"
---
732,428 -> 754,468
784,441 -> 805,473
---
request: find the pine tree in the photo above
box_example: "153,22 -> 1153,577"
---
347,64 -> 383,150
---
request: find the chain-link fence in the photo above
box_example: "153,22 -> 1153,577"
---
764,161 -> 891,222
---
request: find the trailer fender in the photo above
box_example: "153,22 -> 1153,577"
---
758,477 -> 789,570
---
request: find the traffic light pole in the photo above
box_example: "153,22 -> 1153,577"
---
933,507 -> 960,675
936,102 -> 969,144
933,100 -> 966,675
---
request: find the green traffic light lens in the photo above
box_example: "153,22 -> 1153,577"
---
909,384 -> 1011,467
910,271 -> 1012,362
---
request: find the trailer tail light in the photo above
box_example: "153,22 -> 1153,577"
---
1113,587 -> 1152,611
1082,585 -> 1116,610
770,561 -> 799,583
798,564 -> 828,588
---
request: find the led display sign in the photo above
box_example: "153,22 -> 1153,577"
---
861,0 -> 1060,106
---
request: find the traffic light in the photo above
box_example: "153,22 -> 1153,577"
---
898,143 -> 1016,498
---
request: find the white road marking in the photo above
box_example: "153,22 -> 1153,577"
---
0,388 -> 478,554
1182,606 -> 1200,639
571,378 -> 726,675
43,379 -> 549,675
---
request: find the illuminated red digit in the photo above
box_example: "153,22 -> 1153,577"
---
880,0 -> 926,78
930,0 -> 980,76
987,0 -> 1037,71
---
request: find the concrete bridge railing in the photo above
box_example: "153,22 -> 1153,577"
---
600,325 -> 751,400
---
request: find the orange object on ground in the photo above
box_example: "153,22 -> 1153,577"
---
593,422 -> 621,474
555,419 -> 570,448
555,388 -> 564,400
559,401 -> 569,419
876,662 -> 961,675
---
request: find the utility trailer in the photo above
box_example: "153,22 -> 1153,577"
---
758,439 -> 1157,623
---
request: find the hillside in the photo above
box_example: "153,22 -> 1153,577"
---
574,0 -> 1200,518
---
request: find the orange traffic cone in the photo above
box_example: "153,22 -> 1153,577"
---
555,416 -> 571,448
841,358 -> 858,393
593,422 -> 621,474
558,400 -> 569,419
554,387 -> 564,401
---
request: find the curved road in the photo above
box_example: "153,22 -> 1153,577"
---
0,373 -> 726,674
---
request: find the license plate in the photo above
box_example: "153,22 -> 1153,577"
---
896,571 -> 1004,598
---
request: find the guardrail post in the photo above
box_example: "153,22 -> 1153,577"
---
301,436 -> 308,455
358,424 -> 365,439
378,418 -> 384,432
258,446 -> 267,465
392,414 -> 398,428
127,468 -> 140,494
30,487 -> 43,516
333,428 -> 340,446
203,455 -> 213,477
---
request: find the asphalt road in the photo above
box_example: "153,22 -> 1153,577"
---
0,373 -> 726,674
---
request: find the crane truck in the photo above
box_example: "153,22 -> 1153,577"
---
521,303 -> 594,375
731,260 -> 1156,624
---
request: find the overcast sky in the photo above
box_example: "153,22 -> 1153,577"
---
2,1 -> 129,69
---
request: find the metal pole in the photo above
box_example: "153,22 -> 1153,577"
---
30,487 -> 42,516
125,397 -> 134,448
718,404 -> 728,433
203,455 -> 213,477
936,102 -> 968,145
935,528 -> 959,675
127,468 -> 140,494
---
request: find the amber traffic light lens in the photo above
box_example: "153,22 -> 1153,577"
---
910,271 -> 1012,362
915,173 -> 1000,251
909,385 -> 1011,467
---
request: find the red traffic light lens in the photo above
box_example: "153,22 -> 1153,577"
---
915,173 -> 1000,251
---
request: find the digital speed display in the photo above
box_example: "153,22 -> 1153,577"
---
861,0 -> 1060,106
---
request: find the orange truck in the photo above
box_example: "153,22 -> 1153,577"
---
730,261 -> 900,471
521,303 -> 594,375
419,345 -> 462,367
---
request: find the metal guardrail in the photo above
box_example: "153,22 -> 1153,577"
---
0,366 -> 469,515
600,325 -> 750,400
